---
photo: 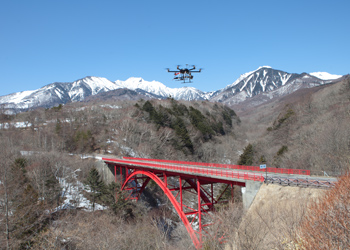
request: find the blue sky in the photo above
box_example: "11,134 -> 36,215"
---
1,0 -> 349,96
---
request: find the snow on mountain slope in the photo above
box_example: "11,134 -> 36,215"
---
310,72 -> 342,80
172,86 -> 205,101
115,77 -> 171,97
0,67 -> 343,113
224,66 -> 273,90
211,67 -> 335,105
0,76 -> 122,112
115,77 -> 205,100
0,76 -> 205,113
66,76 -> 122,101
0,90 -> 36,105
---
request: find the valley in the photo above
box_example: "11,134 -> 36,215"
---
0,71 -> 349,249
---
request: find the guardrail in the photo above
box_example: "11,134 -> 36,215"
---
122,157 -> 311,176
265,176 -> 335,188
103,158 -> 264,182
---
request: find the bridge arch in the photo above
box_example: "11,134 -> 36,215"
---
121,170 -> 201,248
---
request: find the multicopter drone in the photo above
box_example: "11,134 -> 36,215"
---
167,65 -> 202,83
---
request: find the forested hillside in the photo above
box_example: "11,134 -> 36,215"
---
0,98 -> 242,163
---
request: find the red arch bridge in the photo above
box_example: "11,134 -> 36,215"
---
102,156 -> 333,249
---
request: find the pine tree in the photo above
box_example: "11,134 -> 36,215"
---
238,144 -> 254,165
84,168 -> 105,211
8,157 -> 46,248
101,182 -> 134,219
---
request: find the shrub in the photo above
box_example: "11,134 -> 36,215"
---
277,145 -> 288,156
298,172 -> 350,249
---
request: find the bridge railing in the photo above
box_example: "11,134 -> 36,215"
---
122,157 -> 311,176
104,158 -> 264,182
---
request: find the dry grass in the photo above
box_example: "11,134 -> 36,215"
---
234,184 -> 324,250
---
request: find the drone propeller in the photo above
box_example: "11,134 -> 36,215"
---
167,64 -> 202,83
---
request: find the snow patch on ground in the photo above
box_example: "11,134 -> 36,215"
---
0,121 -> 32,129
100,104 -> 121,109
55,168 -> 106,212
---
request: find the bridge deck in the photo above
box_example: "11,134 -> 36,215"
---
103,157 -> 264,184
102,157 -> 337,188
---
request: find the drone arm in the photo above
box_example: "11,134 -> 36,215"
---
167,69 -> 180,73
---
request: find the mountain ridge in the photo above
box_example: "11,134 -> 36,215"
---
210,67 -> 340,105
0,67 -> 343,114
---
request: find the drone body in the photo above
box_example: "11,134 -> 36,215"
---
167,65 -> 202,83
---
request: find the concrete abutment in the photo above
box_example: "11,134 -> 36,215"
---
242,180 -> 263,209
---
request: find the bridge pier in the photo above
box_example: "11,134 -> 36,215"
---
95,160 -> 115,184
242,180 -> 263,209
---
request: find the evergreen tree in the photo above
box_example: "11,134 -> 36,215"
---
9,157 -> 47,248
173,117 -> 194,154
84,168 -> 105,211
222,110 -> 233,127
101,182 -> 135,220
55,118 -> 62,134
238,144 -> 254,165
189,106 -> 214,140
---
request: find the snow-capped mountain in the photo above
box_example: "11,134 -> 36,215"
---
115,77 -> 205,100
0,76 -> 205,113
210,66 -> 340,105
0,67 -> 343,113
309,72 -> 342,80
0,76 -> 122,112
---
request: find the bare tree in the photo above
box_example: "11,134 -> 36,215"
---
0,138 -> 17,249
